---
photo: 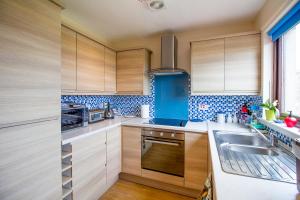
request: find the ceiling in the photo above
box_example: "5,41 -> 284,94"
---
62,0 -> 266,42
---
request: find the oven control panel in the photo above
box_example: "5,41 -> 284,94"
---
142,128 -> 184,140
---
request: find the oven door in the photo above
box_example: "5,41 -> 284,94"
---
141,136 -> 184,177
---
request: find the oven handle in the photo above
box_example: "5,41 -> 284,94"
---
144,139 -> 180,146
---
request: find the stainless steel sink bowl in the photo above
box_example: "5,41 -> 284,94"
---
226,144 -> 279,156
216,133 -> 270,147
214,130 -> 296,184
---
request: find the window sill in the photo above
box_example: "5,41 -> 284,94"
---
259,118 -> 300,139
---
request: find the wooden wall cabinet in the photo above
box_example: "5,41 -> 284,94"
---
77,34 -> 105,92
121,126 -> 142,176
191,33 -> 261,95
61,28 -> 117,94
105,48 -> 117,92
61,26 -> 77,91
117,49 -> 151,95
72,131 -> 107,200
185,132 -> 208,190
191,39 -> 225,93
225,34 -> 261,91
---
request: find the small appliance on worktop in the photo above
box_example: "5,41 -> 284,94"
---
88,109 -> 105,123
61,103 -> 88,132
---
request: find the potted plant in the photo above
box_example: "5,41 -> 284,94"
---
260,100 -> 278,121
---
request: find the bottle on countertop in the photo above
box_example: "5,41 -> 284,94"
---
227,114 -> 233,123
233,113 -> 238,123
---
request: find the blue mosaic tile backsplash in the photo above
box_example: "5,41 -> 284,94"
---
62,75 -> 263,120
61,95 -> 262,121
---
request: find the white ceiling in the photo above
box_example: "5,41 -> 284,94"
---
62,0 -> 266,42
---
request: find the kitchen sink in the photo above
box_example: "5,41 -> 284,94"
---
214,130 -> 296,183
225,144 -> 279,156
216,133 -> 270,147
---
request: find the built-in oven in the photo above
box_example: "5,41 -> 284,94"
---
61,103 -> 88,132
141,128 -> 184,177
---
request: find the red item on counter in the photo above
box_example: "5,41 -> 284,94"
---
241,104 -> 248,113
284,111 -> 298,128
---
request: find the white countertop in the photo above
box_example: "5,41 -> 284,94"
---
207,121 -> 299,200
61,117 -> 207,144
61,118 -> 298,199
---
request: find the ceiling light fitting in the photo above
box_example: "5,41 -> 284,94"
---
138,0 -> 165,11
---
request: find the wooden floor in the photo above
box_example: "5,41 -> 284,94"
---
99,180 -> 196,200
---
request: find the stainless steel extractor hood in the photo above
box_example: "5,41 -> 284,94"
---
150,34 -> 187,75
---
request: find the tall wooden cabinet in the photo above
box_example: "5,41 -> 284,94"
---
117,49 -> 151,95
0,1 -> 62,199
191,33 -> 261,94
77,34 -> 105,92
61,26 -> 77,91
185,132 -> 208,190
0,120 -> 62,200
0,0 -> 61,126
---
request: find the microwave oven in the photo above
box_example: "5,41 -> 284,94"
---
61,103 -> 88,132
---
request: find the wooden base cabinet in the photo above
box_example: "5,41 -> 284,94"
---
72,131 -> 107,200
121,126 -> 142,176
72,126 -> 121,200
107,126 -> 121,187
185,132 -> 208,190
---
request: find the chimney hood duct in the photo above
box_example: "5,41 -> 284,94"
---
150,34 -> 187,75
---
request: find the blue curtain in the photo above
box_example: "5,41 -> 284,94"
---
268,1 -> 300,41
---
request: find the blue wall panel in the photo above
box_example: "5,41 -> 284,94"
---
154,74 -> 189,120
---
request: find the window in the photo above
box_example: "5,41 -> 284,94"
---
281,23 -> 300,116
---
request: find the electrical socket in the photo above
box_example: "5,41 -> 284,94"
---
198,104 -> 209,111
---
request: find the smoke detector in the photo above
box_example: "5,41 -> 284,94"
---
138,0 -> 165,10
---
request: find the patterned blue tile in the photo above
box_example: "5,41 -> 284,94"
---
61,75 -> 262,120
265,126 -> 293,147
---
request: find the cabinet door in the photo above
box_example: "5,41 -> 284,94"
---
0,0 -> 61,125
61,26 -> 77,91
77,34 -> 105,91
107,126 -> 121,187
117,49 -> 145,94
185,132 -> 208,190
191,39 -> 225,93
72,131 -> 107,200
225,34 -> 261,91
0,120 -> 62,200
105,48 -> 116,92
122,126 -> 141,176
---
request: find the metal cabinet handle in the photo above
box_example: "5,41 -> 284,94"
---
144,139 -> 179,146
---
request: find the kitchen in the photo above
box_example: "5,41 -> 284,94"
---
1,0 -> 300,200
